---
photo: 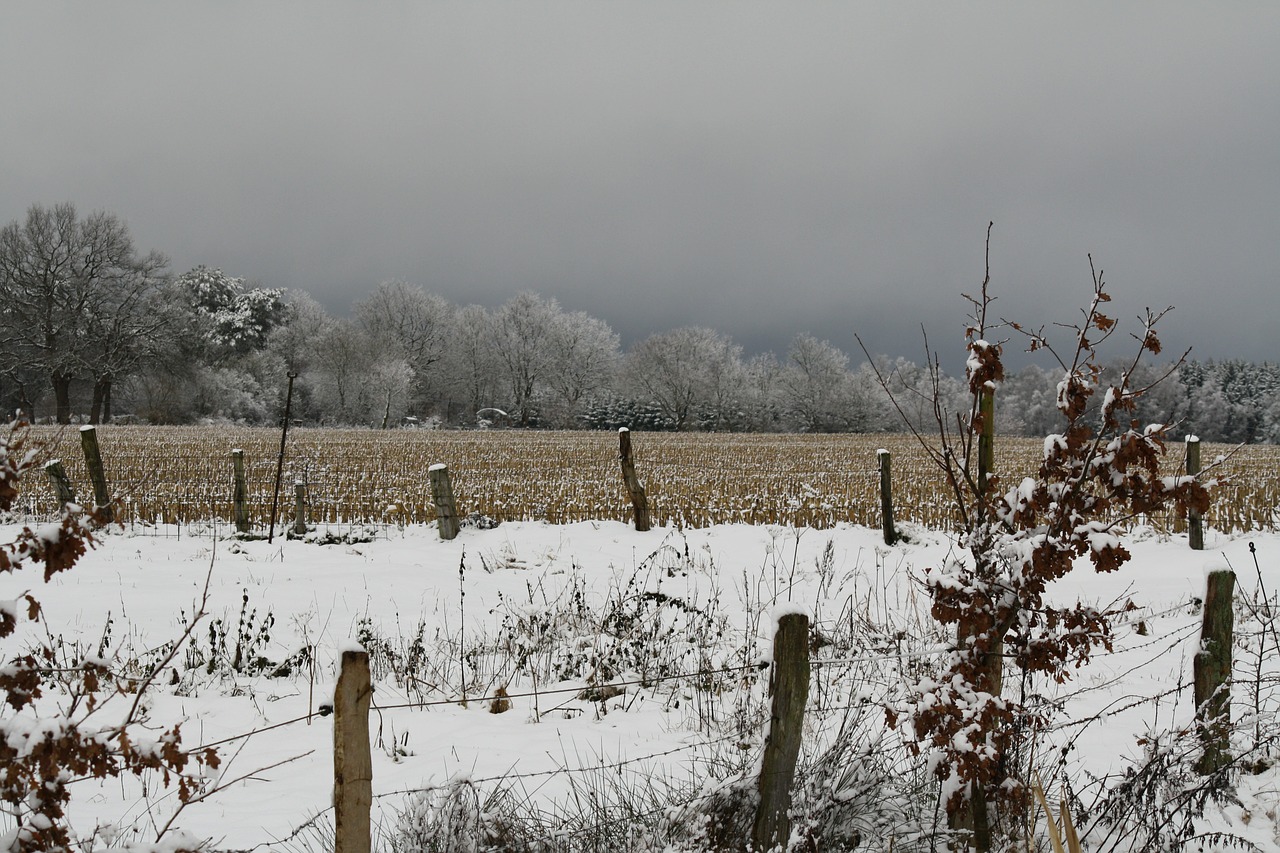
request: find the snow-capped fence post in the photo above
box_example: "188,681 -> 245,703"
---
1186,437 -> 1204,550
752,611 -> 810,852
78,425 -> 113,524
1194,568 -> 1235,775
618,428 -> 650,531
429,463 -> 460,540
44,459 -> 76,507
293,480 -> 307,536
334,648 -> 373,853
878,449 -> 897,546
231,449 -> 251,534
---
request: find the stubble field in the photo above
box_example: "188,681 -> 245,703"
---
22,426 -> 1279,533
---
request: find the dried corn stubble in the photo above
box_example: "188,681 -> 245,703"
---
22,427 -> 1275,532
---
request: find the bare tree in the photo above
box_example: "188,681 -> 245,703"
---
355,281 -> 453,410
443,304 -> 501,420
625,326 -> 744,430
780,333 -> 862,432
0,203 -> 168,423
491,291 -> 560,426
542,310 -> 621,426
738,352 -> 784,431
311,320 -> 373,424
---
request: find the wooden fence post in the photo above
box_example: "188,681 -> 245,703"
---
947,387 -> 998,852
334,648 -> 373,853
1186,437 -> 1204,551
78,425 -> 114,524
878,449 -> 896,546
429,464 -> 461,540
752,612 -> 810,852
293,481 -> 308,536
231,449 -> 251,534
44,459 -> 76,507
1195,569 -> 1235,775
978,388 -> 995,499
618,428 -> 651,532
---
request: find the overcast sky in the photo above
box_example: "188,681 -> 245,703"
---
3,3 -> 1277,370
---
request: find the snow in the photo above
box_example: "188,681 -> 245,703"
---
3,518 -> 1278,849
1202,556 -> 1232,578
771,602 -> 810,620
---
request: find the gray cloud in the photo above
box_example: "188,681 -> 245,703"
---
2,2 -> 1277,371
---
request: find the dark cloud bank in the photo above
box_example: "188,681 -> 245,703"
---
2,2 -> 1277,370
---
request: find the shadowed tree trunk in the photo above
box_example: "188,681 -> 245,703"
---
89,373 -> 114,424
52,371 -> 73,425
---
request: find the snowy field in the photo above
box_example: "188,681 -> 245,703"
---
7,518 -> 1280,851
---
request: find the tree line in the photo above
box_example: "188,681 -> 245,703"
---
1,203 -> 1276,441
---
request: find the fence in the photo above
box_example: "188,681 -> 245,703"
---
18,425 -> 1276,536
328,612 -> 812,853
318,574 -> 1250,853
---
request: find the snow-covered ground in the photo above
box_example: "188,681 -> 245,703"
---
7,519 -> 1280,851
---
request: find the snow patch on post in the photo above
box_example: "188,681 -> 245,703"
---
339,639 -> 367,655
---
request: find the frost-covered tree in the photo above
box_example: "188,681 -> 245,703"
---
994,364 -> 1059,437
0,203 -> 169,423
780,334 -> 862,432
625,326 -> 745,431
119,266 -> 295,424
738,352 -> 784,432
490,292 -> 560,426
442,304 -> 502,420
310,320 -> 374,424
355,281 -> 453,412
541,310 -> 622,427
369,358 -> 415,428
175,265 -> 289,360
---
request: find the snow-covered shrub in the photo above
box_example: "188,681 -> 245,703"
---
871,237 -> 1213,850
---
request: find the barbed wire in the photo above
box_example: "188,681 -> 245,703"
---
185,710 -> 329,754
369,661 -> 768,714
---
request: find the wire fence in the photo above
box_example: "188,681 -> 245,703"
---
128,577 -> 1280,853
12,426 -> 1277,533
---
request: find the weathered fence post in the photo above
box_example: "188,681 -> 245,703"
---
78,425 -> 114,524
293,481 -> 308,536
978,387 -> 995,498
1186,436 -> 1204,551
878,449 -> 896,546
618,428 -> 651,532
1195,569 -> 1235,775
231,449 -> 251,534
429,463 -> 461,540
752,611 -> 810,852
334,648 -> 373,853
44,459 -> 76,506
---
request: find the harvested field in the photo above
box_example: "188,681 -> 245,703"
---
22,426 -> 1277,532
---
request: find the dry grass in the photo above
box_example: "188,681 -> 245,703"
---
18,426 -> 1278,532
